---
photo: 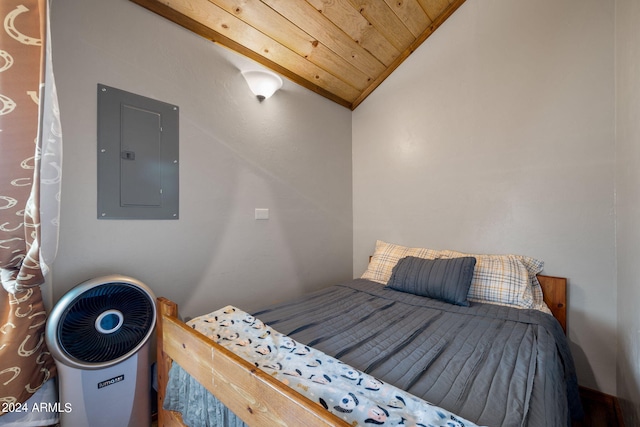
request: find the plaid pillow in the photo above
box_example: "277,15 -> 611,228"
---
516,256 -> 546,308
361,240 -> 439,284
439,250 -> 544,309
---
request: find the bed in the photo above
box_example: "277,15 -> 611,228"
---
155,243 -> 582,427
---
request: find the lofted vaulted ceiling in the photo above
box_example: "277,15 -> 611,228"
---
130,0 -> 466,110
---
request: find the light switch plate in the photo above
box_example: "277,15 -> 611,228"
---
255,208 -> 269,220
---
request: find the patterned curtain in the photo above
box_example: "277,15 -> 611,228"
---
0,0 -> 62,412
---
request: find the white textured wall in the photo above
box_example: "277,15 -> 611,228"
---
49,0 -> 352,318
615,0 -> 640,423
353,1 -> 616,394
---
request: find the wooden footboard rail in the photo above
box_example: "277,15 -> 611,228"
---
156,297 -> 350,427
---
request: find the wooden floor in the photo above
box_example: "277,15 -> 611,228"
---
573,387 -> 625,427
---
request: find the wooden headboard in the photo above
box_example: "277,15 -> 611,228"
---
536,275 -> 567,332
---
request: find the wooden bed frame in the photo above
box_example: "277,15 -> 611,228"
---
155,275 -> 567,427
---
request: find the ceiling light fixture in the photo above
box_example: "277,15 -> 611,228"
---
241,70 -> 283,102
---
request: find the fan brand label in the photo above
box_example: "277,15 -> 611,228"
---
97,374 -> 124,389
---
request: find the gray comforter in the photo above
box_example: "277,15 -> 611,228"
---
164,279 -> 582,427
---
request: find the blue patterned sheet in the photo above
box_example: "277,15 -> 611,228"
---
178,305 -> 480,427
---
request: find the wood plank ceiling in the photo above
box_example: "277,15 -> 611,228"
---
130,0 -> 466,110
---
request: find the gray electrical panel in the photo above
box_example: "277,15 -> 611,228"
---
97,84 -> 179,219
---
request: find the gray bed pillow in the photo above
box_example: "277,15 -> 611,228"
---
386,256 -> 477,306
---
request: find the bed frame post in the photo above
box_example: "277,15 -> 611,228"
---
537,275 -> 567,333
156,297 -> 178,427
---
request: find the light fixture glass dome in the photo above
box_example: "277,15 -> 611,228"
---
241,70 -> 283,101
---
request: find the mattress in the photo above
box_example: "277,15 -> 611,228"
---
164,279 -> 582,426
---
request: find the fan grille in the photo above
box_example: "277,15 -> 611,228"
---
57,282 -> 154,364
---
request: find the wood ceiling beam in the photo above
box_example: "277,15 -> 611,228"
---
130,0 -> 467,110
130,0 -> 356,108
350,0 -> 467,109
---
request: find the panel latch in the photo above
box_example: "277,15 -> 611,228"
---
121,151 -> 136,160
